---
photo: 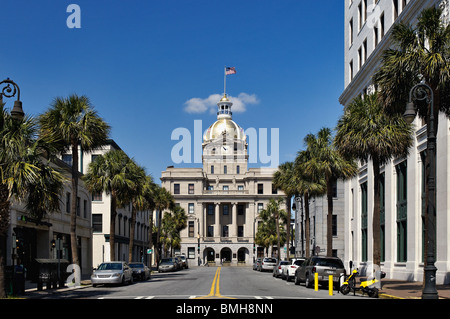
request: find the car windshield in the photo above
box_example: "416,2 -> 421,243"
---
97,263 -> 122,270
280,261 -> 289,265
129,264 -> 144,268
264,258 -> 277,263
315,258 -> 344,268
161,259 -> 173,264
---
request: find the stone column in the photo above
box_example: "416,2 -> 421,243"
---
232,202 -> 237,237
215,202 -> 220,237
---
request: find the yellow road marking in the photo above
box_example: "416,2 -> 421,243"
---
195,267 -> 235,299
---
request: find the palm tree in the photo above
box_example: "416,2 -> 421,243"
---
302,128 -> 358,257
84,149 -> 135,261
335,92 -> 413,267
160,205 -> 187,256
39,94 -> 110,266
153,186 -> 174,268
121,160 -> 149,262
255,200 -> 287,258
258,198 -> 287,260
373,6 -> 450,272
273,162 -> 297,260
295,149 -> 326,258
0,104 -> 64,297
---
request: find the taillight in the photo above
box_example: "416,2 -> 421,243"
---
312,267 -> 316,273
290,265 -> 296,268
278,266 -> 281,269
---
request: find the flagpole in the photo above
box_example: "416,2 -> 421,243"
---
224,66 -> 227,96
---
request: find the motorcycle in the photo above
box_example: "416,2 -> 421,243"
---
340,261 -> 386,298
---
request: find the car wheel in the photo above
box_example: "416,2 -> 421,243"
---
305,274 -> 312,288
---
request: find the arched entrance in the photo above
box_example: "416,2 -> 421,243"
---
237,247 -> 249,263
220,247 -> 232,262
204,247 -> 215,262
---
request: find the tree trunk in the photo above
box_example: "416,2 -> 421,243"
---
286,196 -> 291,261
326,178 -> 334,257
110,193 -> 117,261
372,157 -> 382,268
70,141 -> 80,266
156,209 -> 162,269
304,193 -> 311,258
128,205 -> 137,263
148,210 -> 154,269
0,184 -> 10,298
276,212 -> 280,261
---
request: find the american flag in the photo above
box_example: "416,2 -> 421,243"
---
225,67 -> 236,75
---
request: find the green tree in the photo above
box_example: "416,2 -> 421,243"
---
373,6 -> 450,271
40,94 -> 110,266
335,92 -> 413,267
302,128 -> 357,257
295,149 -> 326,258
84,149 -> 134,261
0,104 -> 64,298
153,186 -> 174,268
273,162 -> 297,260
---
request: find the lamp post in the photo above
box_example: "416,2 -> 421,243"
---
0,78 -> 24,121
403,82 -> 439,299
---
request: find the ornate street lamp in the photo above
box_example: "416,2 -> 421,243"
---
403,82 -> 439,299
0,78 -> 24,121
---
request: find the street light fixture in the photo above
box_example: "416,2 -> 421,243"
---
403,82 -> 439,299
0,78 -> 24,121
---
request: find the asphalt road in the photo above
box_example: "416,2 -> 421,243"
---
36,266 -> 368,300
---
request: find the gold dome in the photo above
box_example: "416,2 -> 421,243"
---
203,118 -> 246,142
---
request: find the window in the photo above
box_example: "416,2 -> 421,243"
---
238,226 -> 244,237
272,184 -> 278,195
358,2 -> 362,30
91,154 -> 100,163
207,185 -> 214,190
92,214 -> 102,233
349,18 -> 353,46
358,46 -> 362,69
361,182 -> 368,262
380,173 -> 386,262
208,226 -> 214,237
396,161 -> 407,262
62,154 -> 72,167
223,204 -> 229,215
174,184 -> 180,194
211,165 -> 214,174
380,12 -> 385,38
92,192 -> 102,201
332,215 -> 337,236
236,165 -> 240,174
188,184 -> 194,194
349,60 -> 354,81
76,197 -> 80,216
66,192 -> 71,213
238,204 -> 244,215
188,247 -> 195,259
188,221 -> 194,237
393,0 -> 399,20
258,203 -> 264,214
224,165 -> 227,174
83,200 -> 88,218
223,185 -> 229,191
208,204 -> 214,215
257,184 -> 264,194
188,203 -> 194,214
363,38 -> 367,64
222,225 -> 229,237
237,185 -> 244,191
374,25 -> 379,47
332,180 -> 338,198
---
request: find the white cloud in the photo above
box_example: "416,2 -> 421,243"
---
184,93 -> 259,114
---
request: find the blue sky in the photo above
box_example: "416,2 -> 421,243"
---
1,0 -> 345,183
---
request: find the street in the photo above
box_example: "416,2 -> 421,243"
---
29,266 -> 368,300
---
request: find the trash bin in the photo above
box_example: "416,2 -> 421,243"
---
35,259 -> 70,290
4,266 -> 14,296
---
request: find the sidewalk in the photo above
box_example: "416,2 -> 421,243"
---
379,280 -> 450,299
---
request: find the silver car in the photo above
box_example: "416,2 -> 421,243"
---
91,261 -> 133,287
158,258 -> 178,272
273,260 -> 289,278
295,256 -> 345,289
258,257 -> 277,272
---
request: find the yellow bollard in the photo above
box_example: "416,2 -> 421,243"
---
314,272 -> 318,291
329,275 -> 333,296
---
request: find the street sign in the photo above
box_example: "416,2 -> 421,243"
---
147,249 -> 153,254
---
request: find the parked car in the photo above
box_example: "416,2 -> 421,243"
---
91,261 -> 133,287
258,257 -> 277,272
129,262 -> 151,281
175,256 -> 184,270
253,258 -> 262,270
179,255 -> 189,269
282,258 -> 305,282
159,258 -> 178,272
294,256 -> 345,289
273,260 -> 289,278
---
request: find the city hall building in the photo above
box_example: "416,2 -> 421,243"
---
340,0 -> 450,283
161,94 -> 284,265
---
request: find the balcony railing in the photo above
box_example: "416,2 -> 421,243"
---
202,190 -> 249,195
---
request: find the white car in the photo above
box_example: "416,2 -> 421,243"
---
259,257 -> 277,272
282,258 -> 305,282
273,260 -> 289,278
91,261 -> 133,287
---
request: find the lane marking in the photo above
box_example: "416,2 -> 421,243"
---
195,267 -> 235,299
